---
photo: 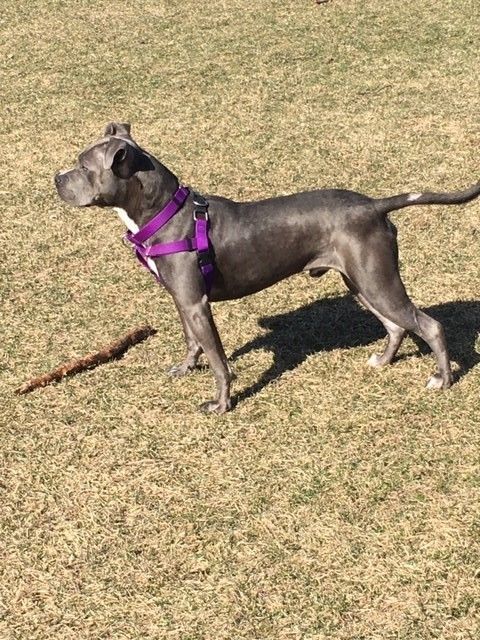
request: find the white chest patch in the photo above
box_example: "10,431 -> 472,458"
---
113,207 -> 139,233
113,207 -> 160,278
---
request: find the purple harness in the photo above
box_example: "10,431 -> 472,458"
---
124,185 -> 215,294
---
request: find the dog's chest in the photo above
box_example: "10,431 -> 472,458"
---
113,207 -> 160,278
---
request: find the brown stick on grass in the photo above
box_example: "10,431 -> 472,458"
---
15,325 -> 157,395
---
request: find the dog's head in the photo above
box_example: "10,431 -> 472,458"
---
54,122 -> 155,208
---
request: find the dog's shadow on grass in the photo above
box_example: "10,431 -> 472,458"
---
230,295 -> 480,404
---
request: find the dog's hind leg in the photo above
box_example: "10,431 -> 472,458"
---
341,239 -> 452,389
341,275 -> 406,367
362,299 -> 406,367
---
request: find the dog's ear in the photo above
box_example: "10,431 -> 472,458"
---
104,122 -> 132,137
103,137 -> 151,179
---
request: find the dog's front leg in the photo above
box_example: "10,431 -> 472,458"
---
180,296 -> 232,414
168,300 -> 203,377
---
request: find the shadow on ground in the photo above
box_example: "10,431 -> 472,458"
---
231,295 -> 480,404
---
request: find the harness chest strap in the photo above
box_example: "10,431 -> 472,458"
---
124,186 -> 215,294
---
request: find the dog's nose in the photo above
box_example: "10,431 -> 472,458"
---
54,172 -> 67,186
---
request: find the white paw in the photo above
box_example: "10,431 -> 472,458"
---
368,353 -> 385,367
426,374 -> 444,390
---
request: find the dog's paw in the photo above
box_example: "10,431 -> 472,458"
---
368,352 -> 387,367
199,399 -> 231,414
426,373 -> 452,390
167,362 -> 196,378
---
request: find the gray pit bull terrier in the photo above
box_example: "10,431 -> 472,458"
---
55,122 -> 480,413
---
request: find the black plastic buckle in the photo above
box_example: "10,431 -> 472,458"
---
193,191 -> 209,220
197,247 -> 213,268
193,191 -> 208,207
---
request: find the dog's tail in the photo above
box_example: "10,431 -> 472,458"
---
373,181 -> 480,216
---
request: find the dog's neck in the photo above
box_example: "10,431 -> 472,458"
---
113,156 -> 180,232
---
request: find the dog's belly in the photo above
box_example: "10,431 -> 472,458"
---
210,262 -> 314,301
209,231 -> 335,301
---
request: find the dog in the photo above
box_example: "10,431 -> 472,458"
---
55,122 -> 479,413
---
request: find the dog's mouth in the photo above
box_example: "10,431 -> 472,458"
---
54,172 -> 103,208
59,192 -> 104,208
87,195 -> 107,207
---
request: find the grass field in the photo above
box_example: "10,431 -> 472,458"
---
1,0 -> 479,638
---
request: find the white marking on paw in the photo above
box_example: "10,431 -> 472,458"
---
407,193 -> 422,202
368,353 -> 384,367
426,374 -> 443,390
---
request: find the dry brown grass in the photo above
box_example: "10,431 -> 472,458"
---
1,0 -> 479,638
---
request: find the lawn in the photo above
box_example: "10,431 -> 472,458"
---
1,0 -> 479,638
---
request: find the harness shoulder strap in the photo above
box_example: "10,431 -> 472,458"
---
193,192 -> 215,294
